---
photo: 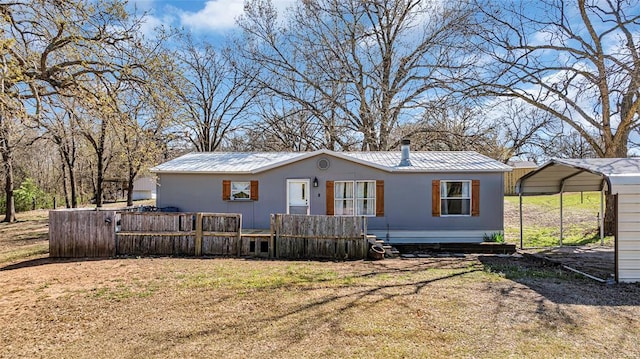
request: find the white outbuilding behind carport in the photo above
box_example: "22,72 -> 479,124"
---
516,158 -> 640,283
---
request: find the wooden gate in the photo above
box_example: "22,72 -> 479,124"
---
49,209 -> 117,257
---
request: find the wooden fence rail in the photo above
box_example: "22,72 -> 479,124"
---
116,212 -> 241,256
49,210 -> 370,260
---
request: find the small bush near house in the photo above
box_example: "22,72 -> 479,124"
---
483,232 -> 505,243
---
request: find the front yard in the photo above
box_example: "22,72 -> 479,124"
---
0,196 -> 634,358
2,256 -> 640,358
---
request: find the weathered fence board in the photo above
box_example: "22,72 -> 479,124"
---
120,212 -> 194,232
273,214 -> 368,260
116,212 -> 240,256
504,167 -> 537,195
200,214 -> 242,256
50,210 -> 370,260
49,210 -> 116,258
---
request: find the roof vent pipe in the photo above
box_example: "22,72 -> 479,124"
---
399,139 -> 411,166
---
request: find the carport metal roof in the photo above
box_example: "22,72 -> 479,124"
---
516,158 -> 640,195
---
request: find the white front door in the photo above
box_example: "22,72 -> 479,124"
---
287,179 -> 310,215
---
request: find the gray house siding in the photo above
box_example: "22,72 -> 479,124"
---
156,153 -> 504,243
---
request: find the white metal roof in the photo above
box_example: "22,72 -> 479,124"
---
508,160 -> 538,168
342,151 -> 511,172
151,149 -> 512,174
516,158 -> 640,194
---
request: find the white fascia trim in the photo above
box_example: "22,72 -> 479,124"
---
149,170 -> 254,175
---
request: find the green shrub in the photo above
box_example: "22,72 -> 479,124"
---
0,178 -> 54,212
483,232 -> 505,243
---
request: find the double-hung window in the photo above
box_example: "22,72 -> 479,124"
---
334,180 -> 376,216
230,181 -> 251,200
440,180 -> 471,216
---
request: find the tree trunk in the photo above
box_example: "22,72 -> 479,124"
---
125,161 -> 135,207
602,146 -> 627,235
61,157 -> 70,208
126,179 -> 134,207
95,153 -> 104,208
604,194 -> 616,236
69,165 -> 78,208
2,150 -> 16,223
60,148 -> 78,208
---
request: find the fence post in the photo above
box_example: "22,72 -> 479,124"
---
269,214 -> 275,259
195,212 -> 203,256
236,214 -> 242,256
274,214 -> 280,258
363,216 -> 368,258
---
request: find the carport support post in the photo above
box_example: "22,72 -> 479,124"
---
600,189 -> 605,245
559,191 -> 564,247
519,193 -> 523,249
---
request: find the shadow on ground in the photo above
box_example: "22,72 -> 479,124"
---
0,257 -> 107,271
478,254 -> 640,306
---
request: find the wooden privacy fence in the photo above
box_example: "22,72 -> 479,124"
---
49,209 -> 117,257
504,167 -> 537,195
116,212 -> 242,256
49,210 -> 370,260
271,214 -> 368,260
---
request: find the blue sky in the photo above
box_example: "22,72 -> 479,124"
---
130,0 -> 640,157
131,0 -> 296,37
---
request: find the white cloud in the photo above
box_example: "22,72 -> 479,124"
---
179,0 -> 296,32
139,14 -> 165,38
180,0 -> 244,31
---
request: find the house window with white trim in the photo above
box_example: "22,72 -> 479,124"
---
440,180 -> 471,216
334,180 -> 376,216
231,181 -> 251,200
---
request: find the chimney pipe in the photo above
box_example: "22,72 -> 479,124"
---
399,139 -> 411,166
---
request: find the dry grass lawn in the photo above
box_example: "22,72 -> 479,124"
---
1,204 -> 639,358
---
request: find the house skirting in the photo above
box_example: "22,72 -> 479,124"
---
368,230 -> 503,244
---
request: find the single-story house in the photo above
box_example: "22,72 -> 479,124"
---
150,141 -> 512,244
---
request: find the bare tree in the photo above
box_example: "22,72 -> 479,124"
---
391,103 -> 504,157
469,0 -> 640,158
168,34 -> 259,152
0,0 -> 145,220
545,131 -> 599,159
105,77 -> 172,206
239,0 -> 482,150
494,101 -> 561,162
467,0 -> 640,233
39,98 -> 83,208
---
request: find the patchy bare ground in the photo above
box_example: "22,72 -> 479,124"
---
0,210 -> 49,263
504,197 -> 598,229
1,256 -> 640,358
504,197 -> 615,280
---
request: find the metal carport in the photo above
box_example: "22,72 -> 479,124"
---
516,158 -> 640,283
